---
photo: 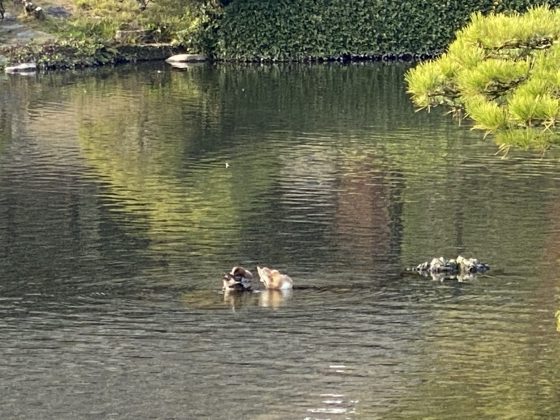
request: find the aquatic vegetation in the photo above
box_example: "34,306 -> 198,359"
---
406,5 -> 560,150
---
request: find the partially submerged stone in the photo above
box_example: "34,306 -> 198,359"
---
428,257 -> 458,273
165,53 -> 207,63
456,255 -> 489,274
407,255 -> 490,281
5,62 -> 37,74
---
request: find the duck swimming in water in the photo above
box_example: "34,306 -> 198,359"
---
257,266 -> 293,290
223,266 -> 254,292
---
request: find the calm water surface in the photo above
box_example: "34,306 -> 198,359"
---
1,63 -> 560,419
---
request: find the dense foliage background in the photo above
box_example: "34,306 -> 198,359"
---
208,0 -> 560,60
5,0 -> 560,67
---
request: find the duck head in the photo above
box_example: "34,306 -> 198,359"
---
222,266 -> 253,292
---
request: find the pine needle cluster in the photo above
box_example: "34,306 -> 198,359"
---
405,6 -> 560,149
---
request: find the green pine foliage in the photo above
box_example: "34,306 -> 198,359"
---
456,59 -> 530,98
406,5 -> 560,150
464,94 -> 509,132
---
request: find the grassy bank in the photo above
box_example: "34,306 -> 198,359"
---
0,0 -> 211,69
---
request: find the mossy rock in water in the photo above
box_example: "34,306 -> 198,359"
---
405,6 -> 560,151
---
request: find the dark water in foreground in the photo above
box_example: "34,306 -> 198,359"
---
1,62 -> 560,419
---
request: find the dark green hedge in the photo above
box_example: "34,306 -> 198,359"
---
206,0 -> 560,61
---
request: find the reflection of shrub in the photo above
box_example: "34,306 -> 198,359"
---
406,6 -> 560,150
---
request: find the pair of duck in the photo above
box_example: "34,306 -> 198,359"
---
222,266 -> 293,293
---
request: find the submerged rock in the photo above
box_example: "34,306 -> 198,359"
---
407,255 -> 490,281
455,255 -> 490,274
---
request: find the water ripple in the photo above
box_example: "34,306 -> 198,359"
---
1,62 -> 560,419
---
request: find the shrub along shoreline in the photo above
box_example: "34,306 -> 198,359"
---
1,0 -> 559,70
208,0 -> 560,62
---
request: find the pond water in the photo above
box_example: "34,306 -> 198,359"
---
1,62 -> 560,419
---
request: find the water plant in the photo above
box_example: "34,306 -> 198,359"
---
406,5 -> 560,150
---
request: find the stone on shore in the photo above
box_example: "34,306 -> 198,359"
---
5,62 -> 37,73
165,54 -> 208,64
